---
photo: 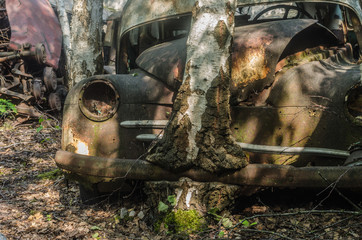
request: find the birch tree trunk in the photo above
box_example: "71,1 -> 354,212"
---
57,0 -> 104,88
56,0 -> 71,87
147,0 -> 248,173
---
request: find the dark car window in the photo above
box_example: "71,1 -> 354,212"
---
118,14 -> 191,73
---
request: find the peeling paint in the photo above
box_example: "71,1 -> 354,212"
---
76,140 -> 89,155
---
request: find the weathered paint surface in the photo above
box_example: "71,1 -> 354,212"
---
62,72 -> 174,160
232,35 -> 273,87
6,0 -> 62,69
231,19 -> 320,102
230,47 -> 362,165
136,37 -> 187,90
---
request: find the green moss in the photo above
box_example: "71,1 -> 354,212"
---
164,209 -> 205,234
37,168 -> 63,180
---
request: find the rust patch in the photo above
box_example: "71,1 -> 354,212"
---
275,46 -> 334,72
231,35 -> 273,88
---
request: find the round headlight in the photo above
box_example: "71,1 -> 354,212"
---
345,83 -> 362,126
79,79 -> 119,121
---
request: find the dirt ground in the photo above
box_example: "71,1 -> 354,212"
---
0,117 -> 361,240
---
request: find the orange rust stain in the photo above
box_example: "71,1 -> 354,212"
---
172,59 -> 183,81
231,35 -> 273,88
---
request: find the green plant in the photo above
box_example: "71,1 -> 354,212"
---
36,117 -> 61,132
0,98 -> 17,117
91,226 -> 101,231
164,209 -> 204,234
167,195 -> 176,206
158,201 -> 169,213
91,232 -> 100,240
36,117 -> 47,132
40,137 -> 52,143
239,219 -> 258,228
208,207 -> 233,228
155,195 -> 206,234
37,169 -> 63,180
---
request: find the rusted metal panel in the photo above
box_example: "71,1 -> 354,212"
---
6,0 -> 62,69
55,150 -> 362,189
120,0 -> 362,37
62,72 -> 174,160
230,48 -> 362,165
231,19 -> 318,102
136,37 -> 187,90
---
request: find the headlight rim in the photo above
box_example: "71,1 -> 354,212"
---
78,79 -> 120,122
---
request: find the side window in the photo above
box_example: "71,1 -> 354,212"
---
118,15 -> 191,73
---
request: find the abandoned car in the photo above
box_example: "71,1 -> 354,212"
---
0,0 -> 66,117
55,0 -> 362,201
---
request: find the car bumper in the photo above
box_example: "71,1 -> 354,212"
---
55,150 -> 362,188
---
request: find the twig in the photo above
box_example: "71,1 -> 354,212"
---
122,180 -> 139,199
230,210 -> 361,232
52,215 -> 65,222
233,228 -> 294,240
318,171 -> 361,211
308,214 -> 358,238
308,169 -> 351,213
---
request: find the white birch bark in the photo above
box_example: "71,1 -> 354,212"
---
56,0 -> 72,87
69,0 -> 104,86
184,0 -> 235,162
148,0 -> 247,173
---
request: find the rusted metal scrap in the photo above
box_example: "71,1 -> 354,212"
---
0,0 -> 66,117
56,150 -> 362,189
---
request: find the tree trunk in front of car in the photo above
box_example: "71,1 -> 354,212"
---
57,0 -> 104,88
145,0 -> 249,225
147,0 -> 248,173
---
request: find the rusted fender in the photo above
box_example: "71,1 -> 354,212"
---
6,0 -> 62,69
136,37 -> 187,90
55,150 -> 362,188
231,19 -> 338,102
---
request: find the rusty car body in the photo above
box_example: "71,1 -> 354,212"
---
0,0 -> 66,116
55,0 -> 362,202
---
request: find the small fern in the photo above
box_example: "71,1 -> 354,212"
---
0,99 -> 17,117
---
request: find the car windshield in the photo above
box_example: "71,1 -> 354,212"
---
237,3 -> 300,22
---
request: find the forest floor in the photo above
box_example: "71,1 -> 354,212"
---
0,117 -> 361,240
